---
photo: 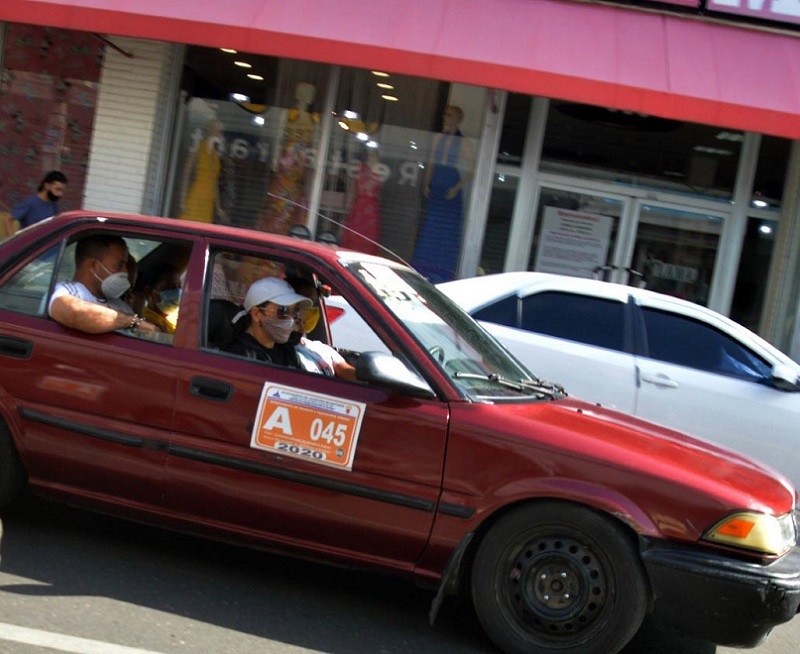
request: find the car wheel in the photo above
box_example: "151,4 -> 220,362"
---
0,422 -> 25,509
471,501 -> 648,654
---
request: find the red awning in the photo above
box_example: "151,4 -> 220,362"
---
2,0 -> 800,139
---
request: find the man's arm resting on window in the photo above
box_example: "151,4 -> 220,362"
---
49,295 -> 158,334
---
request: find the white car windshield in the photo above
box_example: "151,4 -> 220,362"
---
345,260 -> 562,400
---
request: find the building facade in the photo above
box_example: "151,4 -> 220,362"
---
2,0 -> 800,358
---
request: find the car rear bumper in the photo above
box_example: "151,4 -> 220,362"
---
640,537 -> 800,647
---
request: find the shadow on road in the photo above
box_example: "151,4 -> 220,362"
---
0,494 -> 716,654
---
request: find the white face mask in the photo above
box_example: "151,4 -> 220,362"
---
259,314 -> 296,344
94,262 -> 131,299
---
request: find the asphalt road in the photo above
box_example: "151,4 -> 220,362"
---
0,493 -> 797,654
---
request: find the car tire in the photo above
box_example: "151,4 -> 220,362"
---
471,501 -> 648,654
0,422 -> 25,509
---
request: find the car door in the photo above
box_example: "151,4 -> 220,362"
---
0,226 -> 193,507
475,290 -> 638,412
633,304 -> 800,483
164,244 -> 449,569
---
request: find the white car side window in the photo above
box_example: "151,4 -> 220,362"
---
641,307 -> 771,380
520,292 -> 626,352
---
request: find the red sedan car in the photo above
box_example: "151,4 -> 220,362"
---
0,212 -> 798,654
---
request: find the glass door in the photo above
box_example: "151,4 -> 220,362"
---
622,202 -> 728,307
526,184 -> 629,279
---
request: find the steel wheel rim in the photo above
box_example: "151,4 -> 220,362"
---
505,533 -> 610,643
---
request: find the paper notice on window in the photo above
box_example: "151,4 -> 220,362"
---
534,207 -> 613,278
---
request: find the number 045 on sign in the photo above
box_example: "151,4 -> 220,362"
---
251,383 -> 366,471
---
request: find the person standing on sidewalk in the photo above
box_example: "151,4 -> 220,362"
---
2,170 -> 67,236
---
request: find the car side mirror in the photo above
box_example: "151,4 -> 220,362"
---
355,352 -> 436,399
771,363 -> 800,392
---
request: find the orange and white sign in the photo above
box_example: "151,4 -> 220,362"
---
251,383 -> 366,471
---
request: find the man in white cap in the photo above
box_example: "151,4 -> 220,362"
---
227,277 -> 311,366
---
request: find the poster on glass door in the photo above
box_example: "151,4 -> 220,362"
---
535,207 -> 613,278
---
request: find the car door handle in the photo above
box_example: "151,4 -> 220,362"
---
0,335 -> 33,359
640,373 -> 679,389
189,376 -> 234,402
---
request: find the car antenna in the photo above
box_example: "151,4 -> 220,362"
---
264,192 -> 414,269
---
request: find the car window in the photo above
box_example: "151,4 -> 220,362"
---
0,243 -> 60,316
520,291 -> 626,352
472,294 -> 519,327
641,307 -> 772,380
50,231 -> 192,344
344,260 -> 535,399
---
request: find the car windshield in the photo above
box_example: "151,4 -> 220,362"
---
345,260 -> 561,400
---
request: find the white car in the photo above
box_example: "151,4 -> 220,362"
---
326,272 -> 800,489
438,272 -> 800,489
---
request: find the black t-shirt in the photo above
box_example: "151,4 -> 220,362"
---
227,332 -> 299,368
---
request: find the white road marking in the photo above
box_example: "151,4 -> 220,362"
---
0,622 -> 167,654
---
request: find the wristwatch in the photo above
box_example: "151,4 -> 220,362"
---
128,314 -> 143,330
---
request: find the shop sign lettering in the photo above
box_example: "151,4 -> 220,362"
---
708,0 -> 800,24
188,128 -> 427,187
575,1 -> 800,26
649,261 -> 698,284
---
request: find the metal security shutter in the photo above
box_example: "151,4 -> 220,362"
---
84,37 -> 178,214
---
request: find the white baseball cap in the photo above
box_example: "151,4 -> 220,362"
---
232,277 -> 311,323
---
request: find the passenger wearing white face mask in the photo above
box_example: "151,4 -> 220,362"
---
49,234 -> 160,334
226,277 -> 311,367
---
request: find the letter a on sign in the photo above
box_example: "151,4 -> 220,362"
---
263,406 -> 293,435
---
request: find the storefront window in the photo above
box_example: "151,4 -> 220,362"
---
315,68 -> 485,283
751,135 -> 791,210
497,93 -> 531,166
479,173 -> 518,275
730,217 -> 777,333
0,23 -> 103,213
631,205 -> 723,306
169,46 -> 329,233
527,187 -> 623,279
540,101 -> 742,202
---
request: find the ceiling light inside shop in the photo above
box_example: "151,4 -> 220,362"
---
343,110 -> 360,120
371,71 -> 390,77
220,48 -> 237,53
376,83 -> 394,90
693,145 -> 733,156
366,140 -> 379,148
338,120 -> 350,130
759,224 -> 773,234
381,95 -> 399,102
253,116 -> 265,126
715,131 -> 743,142
356,132 -> 369,141
247,74 -> 264,81
234,61 -> 252,68
752,199 -> 769,208
230,93 -> 250,103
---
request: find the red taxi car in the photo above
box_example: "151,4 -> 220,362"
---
0,212 -> 798,654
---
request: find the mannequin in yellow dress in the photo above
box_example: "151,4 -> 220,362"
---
179,118 -> 225,223
257,82 -> 318,235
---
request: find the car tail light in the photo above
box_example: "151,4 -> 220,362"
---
325,305 -> 345,324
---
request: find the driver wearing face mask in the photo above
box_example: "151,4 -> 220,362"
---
226,277 -> 311,367
49,234 -> 160,334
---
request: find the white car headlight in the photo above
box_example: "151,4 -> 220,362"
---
703,511 -> 797,556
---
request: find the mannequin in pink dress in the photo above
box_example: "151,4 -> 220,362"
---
340,148 -> 382,255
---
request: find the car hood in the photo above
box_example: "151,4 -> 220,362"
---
453,395 -> 796,516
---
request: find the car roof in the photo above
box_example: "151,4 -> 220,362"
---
20,211 -> 406,269
438,271 -> 797,369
